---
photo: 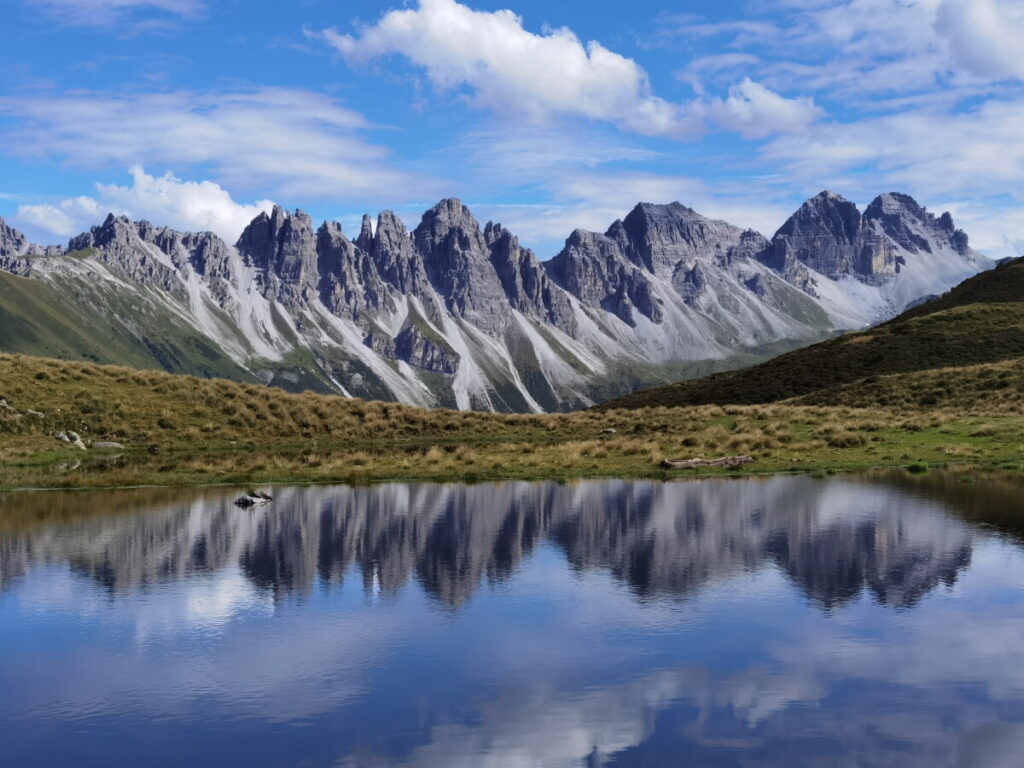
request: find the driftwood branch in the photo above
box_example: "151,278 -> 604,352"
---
661,455 -> 753,470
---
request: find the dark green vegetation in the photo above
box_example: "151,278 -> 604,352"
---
603,258 -> 1024,409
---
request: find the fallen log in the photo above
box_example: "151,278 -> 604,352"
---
660,455 -> 753,470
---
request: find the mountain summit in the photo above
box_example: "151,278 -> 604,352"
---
0,192 -> 991,411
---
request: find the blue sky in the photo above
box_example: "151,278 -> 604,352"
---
2,0 -> 1023,258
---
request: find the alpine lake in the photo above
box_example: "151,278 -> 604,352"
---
2,470 -> 1024,767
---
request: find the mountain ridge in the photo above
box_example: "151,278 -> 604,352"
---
599,256 -> 1024,410
0,190 -> 991,412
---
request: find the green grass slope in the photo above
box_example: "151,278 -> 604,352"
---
599,260 -> 1024,409
0,270 -> 258,383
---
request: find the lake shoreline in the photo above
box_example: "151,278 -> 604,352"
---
1,441 -> 1020,493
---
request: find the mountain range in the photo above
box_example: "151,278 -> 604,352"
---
0,190 -> 991,412
603,254 -> 1024,410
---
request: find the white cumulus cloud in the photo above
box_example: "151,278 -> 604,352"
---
16,167 -> 274,243
317,0 -> 820,140
15,197 -> 104,239
706,78 -> 823,139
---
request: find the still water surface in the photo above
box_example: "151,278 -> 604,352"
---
2,473 -> 1024,766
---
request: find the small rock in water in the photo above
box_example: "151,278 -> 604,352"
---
234,491 -> 273,508
93,441 -> 124,450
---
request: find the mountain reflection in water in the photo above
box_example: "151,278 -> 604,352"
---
0,476 -> 981,608
1,473 -> 1023,767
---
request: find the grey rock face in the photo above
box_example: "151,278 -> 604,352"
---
764,191 -> 897,281
0,217 -> 31,259
130,220 -> 238,308
485,222 -> 578,336
368,211 -> 427,297
69,214 -> 191,300
546,228 -> 662,326
864,192 -> 971,256
414,199 -> 513,335
236,206 -> 320,305
547,201 -> 754,326
0,217 -> 62,275
614,202 -> 746,271
673,262 -> 708,307
394,322 -> 460,374
316,221 -> 393,323
363,326 -> 397,357
727,230 -> 771,266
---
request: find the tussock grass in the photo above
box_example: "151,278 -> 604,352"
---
2,352 -> 1024,490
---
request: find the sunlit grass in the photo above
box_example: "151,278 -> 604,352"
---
2,352 -> 1024,490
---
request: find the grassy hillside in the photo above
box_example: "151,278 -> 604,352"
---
793,358 -> 1024,411
600,260 -> 1024,409
0,270 -> 258,382
2,353 -> 1024,490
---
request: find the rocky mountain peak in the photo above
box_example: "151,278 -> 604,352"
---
412,199 -> 512,333
365,210 -> 425,296
373,210 -> 409,242
0,217 -> 48,275
414,198 -> 480,247
485,220 -> 578,336
318,220 -> 343,239
236,206 -> 319,302
864,192 -> 971,256
70,212 -> 136,251
413,199 -> 481,260
356,214 -> 374,251
613,200 -> 746,273
763,190 -> 895,283
546,228 -> 662,327
623,201 -> 701,228
483,220 -> 511,247
316,219 -> 394,323
0,216 -> 30,258
776,191 -> 862,245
